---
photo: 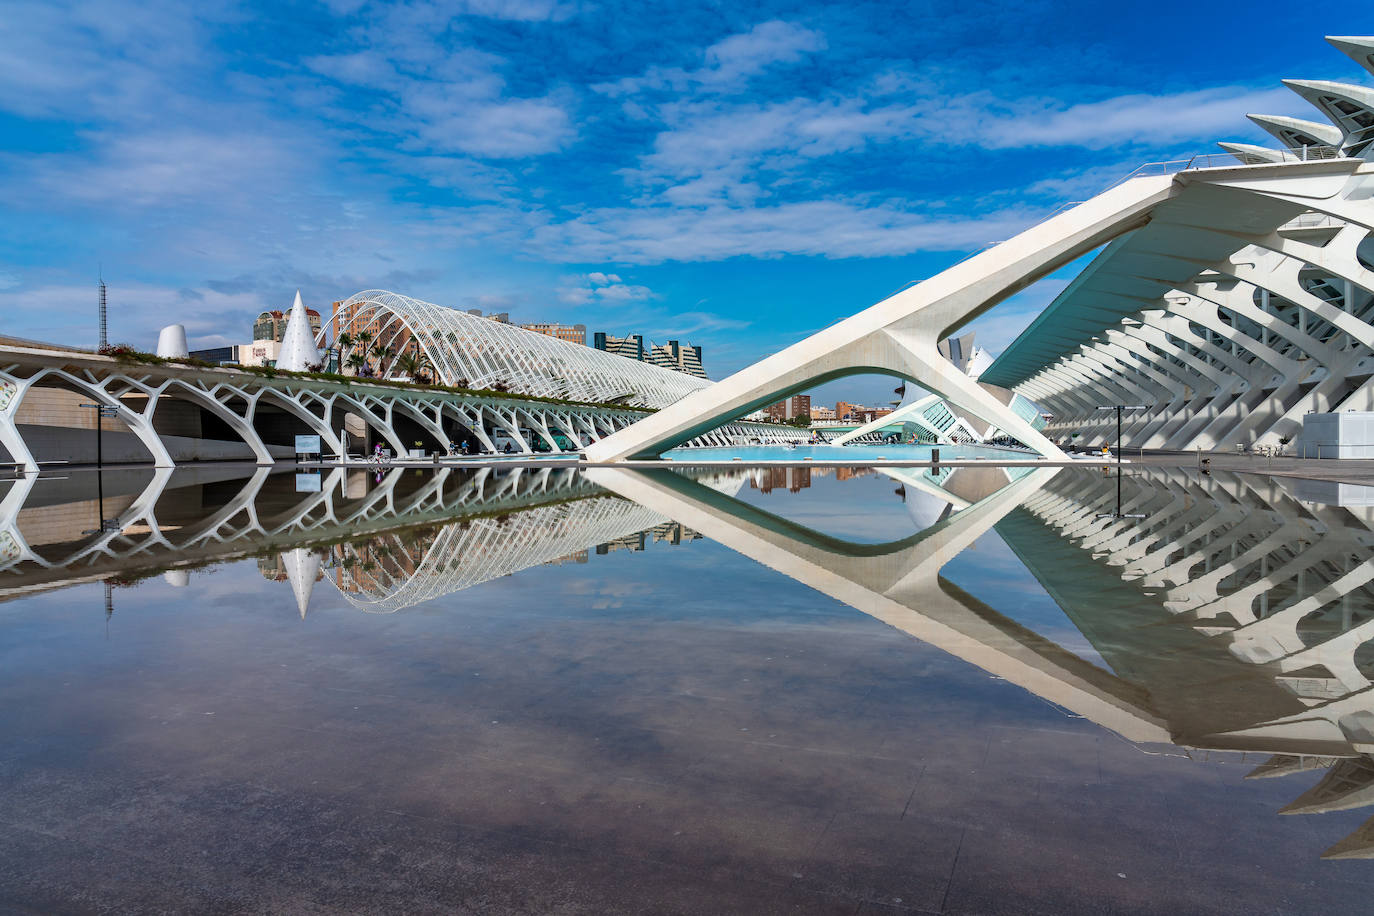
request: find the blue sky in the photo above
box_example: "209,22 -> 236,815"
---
1,1 -> 1370,405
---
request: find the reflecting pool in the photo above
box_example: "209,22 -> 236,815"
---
1,462 -> 1372,913
660,442 -> 1018,462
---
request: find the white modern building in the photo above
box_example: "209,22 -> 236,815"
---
977,36 -> 1374,454
586,34 -> 1374,462
331,290 -> 708,409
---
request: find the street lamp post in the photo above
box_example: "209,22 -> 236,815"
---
1095,404 -> 1147,520
79,402 -> 119,469
79,403 -> 122,534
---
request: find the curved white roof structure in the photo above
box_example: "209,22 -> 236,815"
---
1282,78 -> 1374,157
332,497 -> 670,614
335,289 -> 708,409
1246,114 -> 1344,151
1330,35 -> 1374,76
1241,39 -> 1374,160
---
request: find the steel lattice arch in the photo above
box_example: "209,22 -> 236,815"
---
334,290 -> 708,409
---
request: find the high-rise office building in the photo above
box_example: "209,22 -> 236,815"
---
254,308 -> 322,343
593,332 -> 646,361
647,340 -> 706,379
594,332 -> 707,379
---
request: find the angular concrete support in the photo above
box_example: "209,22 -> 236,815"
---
587,176 -> 1181,461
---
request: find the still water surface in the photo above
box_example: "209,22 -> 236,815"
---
0,463 -> 1371,914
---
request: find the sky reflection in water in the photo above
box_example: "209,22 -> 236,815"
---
0,463 -> 1370,914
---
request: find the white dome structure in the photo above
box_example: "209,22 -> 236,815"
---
155,324 -> 189,359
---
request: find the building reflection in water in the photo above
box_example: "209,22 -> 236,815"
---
0,463 -> 738,616
589,462 -> 1374,861
5,459 -> 1374,859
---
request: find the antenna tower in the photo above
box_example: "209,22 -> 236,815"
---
97,273 -> 108,350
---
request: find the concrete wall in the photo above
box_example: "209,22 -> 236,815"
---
1300,412 -> 1374,459
16,387 -> 134,435
0,424 -> 291,464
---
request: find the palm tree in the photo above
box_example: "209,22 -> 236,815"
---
407,344 -> 433,384
353,330 -> 376,375
332,331 -> 355,375
345,352 -> 367,375
375,345 -> 396,377
394,352 -> 422,380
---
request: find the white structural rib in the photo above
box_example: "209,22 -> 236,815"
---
1282,79 -> 1374,157
585,175 -> 1193,461
1327,36 -> 1374,78
1219,142 -> 1294,165
979,156 -> 1374,453
1246,114 -> 1344,151
334,290 -> 707,409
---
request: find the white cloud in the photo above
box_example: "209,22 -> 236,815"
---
1,282 -> 275,349
0,0 -> 216,120
457,0 -> 582,21
557,273 -> 654,304
527,199 -> 1038,264
304,19 -> 577,159
25,129 -> 300,207
952,85 -> 1298,151
624,82 -> 1293,199
391,154 -> 518,200
407,94 -> 575,158
303,50 -> 405,91
596,20 -> 825,97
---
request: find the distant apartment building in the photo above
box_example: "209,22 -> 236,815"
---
594,332 -> 707,379
458,313 -> 587,345
811,405 -> 836,422
236,307 -> 324,367
834,401 -> 892,424
765,394 -> 811,422
254,308 -> 322,344
648,340 -> 705,378
593,332 -> 646,361
750,466 -> 812,494
521,322 -> 586,345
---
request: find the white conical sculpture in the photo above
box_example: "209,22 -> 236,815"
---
275,290 -> 321,372
280,547 -> 321,619
162,569 -> 190,587
155,324 -> 189,358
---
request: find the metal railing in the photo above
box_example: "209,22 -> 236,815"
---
1109,146 -> 1346,189
1281,211 -> 1342,231
939,146 -> 1351,278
